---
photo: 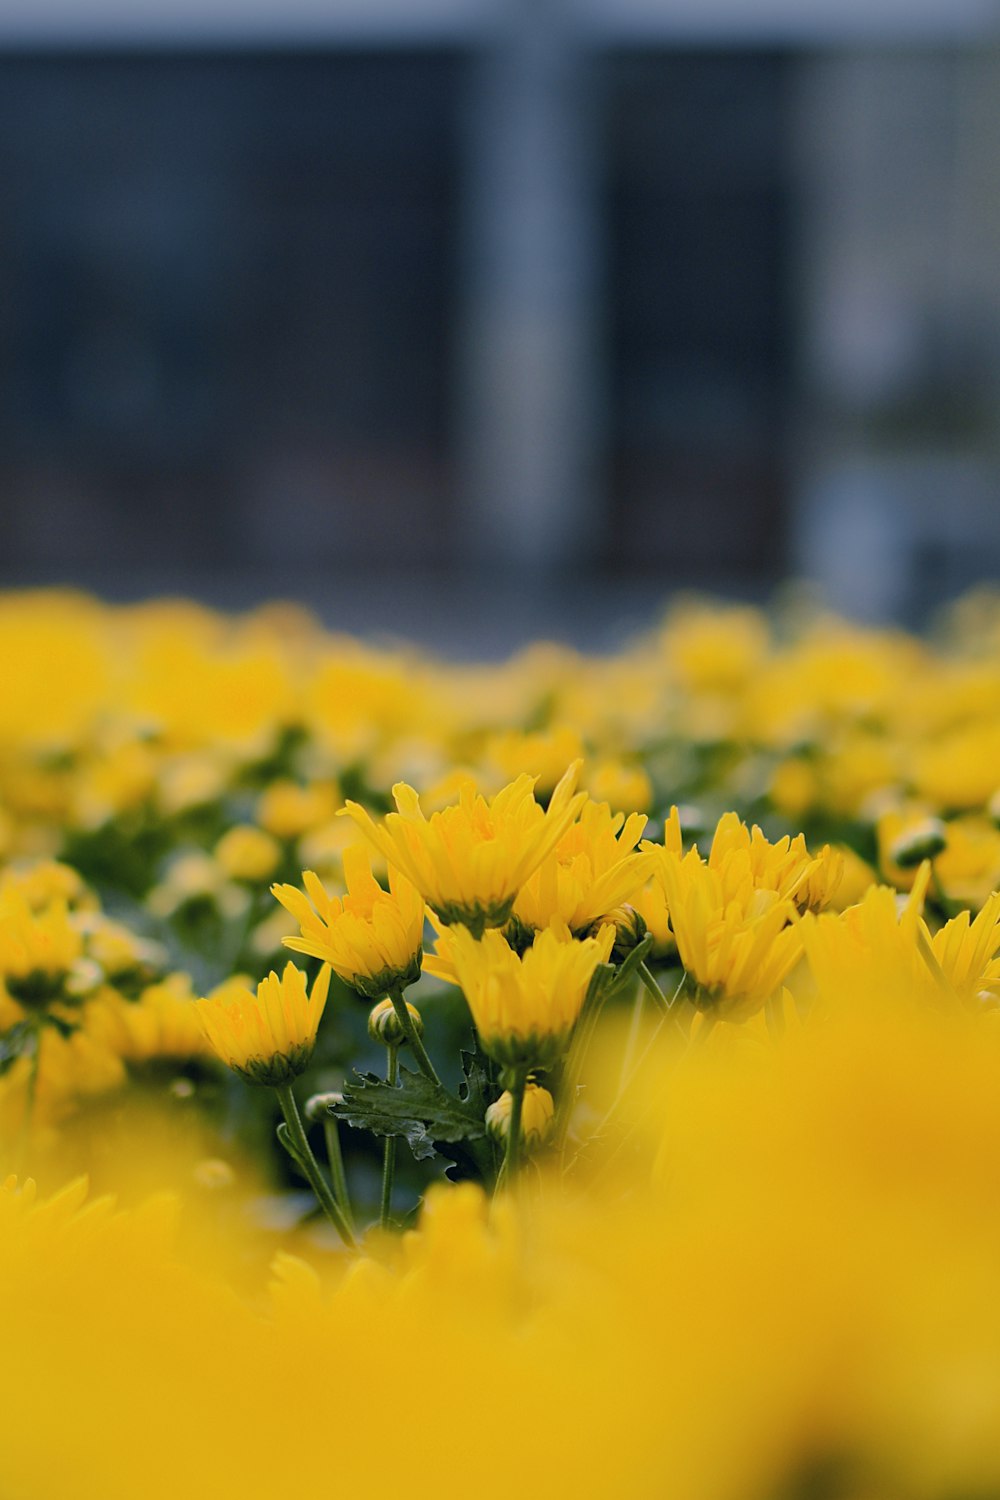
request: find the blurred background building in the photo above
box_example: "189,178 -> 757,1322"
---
1,0 -> 999,649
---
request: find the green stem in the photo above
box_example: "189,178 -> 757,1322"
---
322,1117 -> 355,1238
16,1017 -> 42,1175
497,1070 -> 527,1191
637,961 -> 687,1040
275,1084 -> 355,1249
388,988 -> 440,1085
618,984 -> 646,1092
380,1046 -> 399,1230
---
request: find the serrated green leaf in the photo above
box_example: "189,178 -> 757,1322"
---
332,1067 -> 487,1163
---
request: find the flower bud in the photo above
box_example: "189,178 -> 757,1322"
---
592,904 -> 647,961
485,1082 -> 555,1149
304,1090 -> 344,1124
368,997 -> 423,1048
889,818 -> 947,869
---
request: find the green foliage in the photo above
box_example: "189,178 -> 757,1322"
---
332,1065 -> 487,1166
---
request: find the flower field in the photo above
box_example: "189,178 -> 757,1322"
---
5,586 -> 1000,1498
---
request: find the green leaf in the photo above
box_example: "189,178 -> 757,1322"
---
332,1067 -> 487,1163
0,1021 -> 34,1077
610,933 -> 655,992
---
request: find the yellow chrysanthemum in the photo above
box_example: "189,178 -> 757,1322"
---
512,801 -> 653,936
708,812 -> 842,913
342,763 -> 587,935
654,848 -> 802,1022
194,962 -> 329,1087
928,891 -> 1000,1009
796,865 -> 936,1011
85,977 -> 210,1066
443,920 -> 614,1067
214,825 -> 282,884
272,846 -> 424,999
0,889 -> 83,1006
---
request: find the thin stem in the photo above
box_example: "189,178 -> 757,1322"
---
275,1084 -> 355,1249
388,988 -> 440,1085
637,961 -> 687,1040
497,1070 -> 527,1192
379,1046 -> 399,1231
322,1117 -> 355,1238
618,984 -> 646,1093
16,1017 -> 42,1175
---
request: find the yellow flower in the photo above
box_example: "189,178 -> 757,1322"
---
342,763 -> 587,935
796,866 -> 936,1012
214,825 -> 282,884
654,848 -> 802,1022
443,921 -> 614,1067
258,779 -> 340,841
272,846 -> 424,999
0,890 -> 83,1006
85,976 -> 210,1066
932,816 -> 1000,909
929,891 -> 1000,1009
194,962 -> 329,1086
877,805 -> 948,890
512,800 -> 652,936
708,812 -> 842,913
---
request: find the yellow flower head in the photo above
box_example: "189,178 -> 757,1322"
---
655,847 -> 802,1022
272,846 -> 424,999
708,812 -> 842,913
342,763 -> 587,936
214,825 -> 282,884
928,890 -> 1000,1009
443,920 -> 614,1067
0,890 -> 83,1006
85,976 -> 211,1067
796,866 -> 936,1012
512,800 -> 653,937
194,962 -> 329,1087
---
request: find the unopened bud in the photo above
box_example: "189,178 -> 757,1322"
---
304,1090 -> 344,1123
368,997 -> 423,1048
889,818 -> 947,869
485,1082 -> 555,1149
592,904 -> 647,961
192,1157 -> 235,1190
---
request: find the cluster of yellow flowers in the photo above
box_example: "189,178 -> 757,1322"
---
5,586 -> 1000,1495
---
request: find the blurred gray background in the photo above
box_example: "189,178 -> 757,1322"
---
1,0 -> 1000,651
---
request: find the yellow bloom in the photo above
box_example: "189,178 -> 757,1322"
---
214,825 -> 282,884
342,763 -> 587,935
272,846 -> 424,998
512,800 -> 652,936
929,891 -> 1000,1009
194,962 -> 329,1086
0,890 -> 83,1006
485,726 -> 586,797
708,812 -> 841,913
654,848 -> 802,1022
85,976 -> 210,1066
932,816 -> 1000,909
258,779 -> 340,841
877,805 -> 947,890
796,866 -> 937,1012
443,921 -> 614,1067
